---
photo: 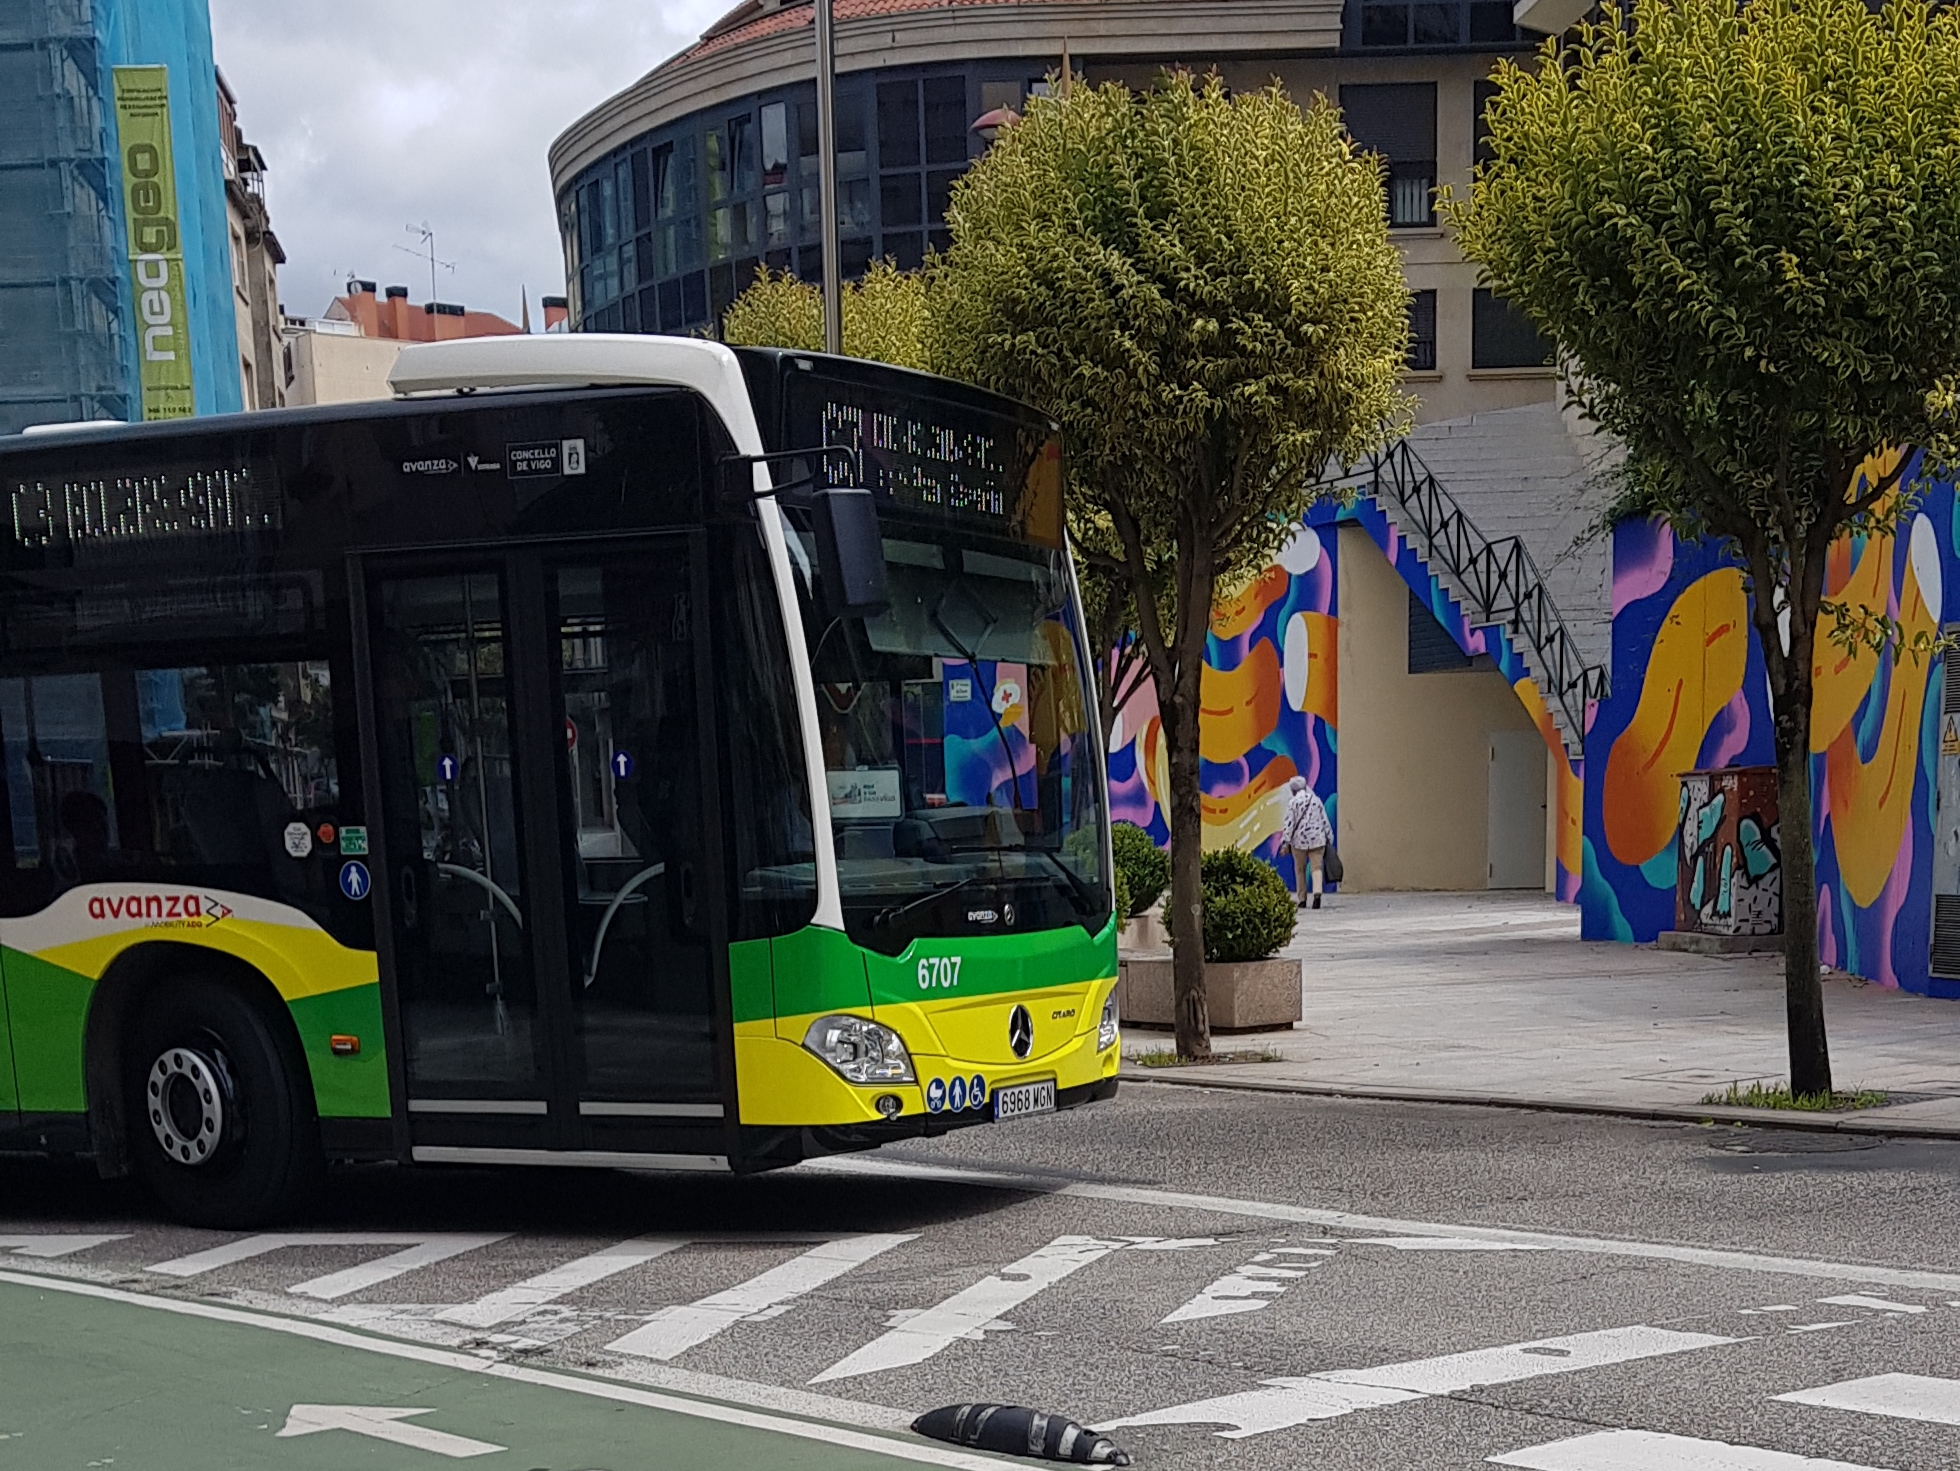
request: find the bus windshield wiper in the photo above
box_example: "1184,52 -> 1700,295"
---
871,869 -> 994,931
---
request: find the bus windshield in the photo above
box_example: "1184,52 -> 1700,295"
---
790,519 -> 1110,954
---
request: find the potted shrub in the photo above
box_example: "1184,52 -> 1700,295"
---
1118,848 -> 1302,1031
1112,822 -> 1171,952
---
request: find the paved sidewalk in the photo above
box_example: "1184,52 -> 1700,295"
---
1121,890 -> 1960,1135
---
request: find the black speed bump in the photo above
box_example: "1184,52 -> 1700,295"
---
912,1404 -> 1132,1465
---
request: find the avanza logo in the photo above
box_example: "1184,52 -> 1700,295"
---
86,892 -> 231,925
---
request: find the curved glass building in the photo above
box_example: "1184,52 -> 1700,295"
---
549,0 -> 1560,425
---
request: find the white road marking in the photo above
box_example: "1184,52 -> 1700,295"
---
1814,1295 -> 1927,1315
0,1234 -> 126,1258
1777,1373 -> 1960,1428
438,1236 -> 685,1328
1488,1428 -> 1898,1470
1353,1237 -> 1549,1252
147,1233 -> 506,1299
1164,1252 -> 1318,1323
1105,1324 -> 1741,1439
0,1270 -> 1013,1471
810,1235 -> 1123,1383
1786,1322 -> 1859,1334
607,1234 -> 915,1362
276,1404 -> 504,1459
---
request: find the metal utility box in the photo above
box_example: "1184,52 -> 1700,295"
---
1675,766 -> 1781,937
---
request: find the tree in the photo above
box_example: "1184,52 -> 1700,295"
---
1447,0 -> 1960,1096
721,259 -> 930,370
932,73 -> 1410,1058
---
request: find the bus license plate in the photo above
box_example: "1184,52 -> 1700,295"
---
993,1080 -> 1056,1122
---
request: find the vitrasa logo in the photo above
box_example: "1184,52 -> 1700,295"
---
86,892 -> 231,926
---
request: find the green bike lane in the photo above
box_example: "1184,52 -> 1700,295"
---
0,1272 -> 1008,1471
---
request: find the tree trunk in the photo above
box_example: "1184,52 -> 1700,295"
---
1165,536 -> 1216,1062
1772,663 -> 1832,1099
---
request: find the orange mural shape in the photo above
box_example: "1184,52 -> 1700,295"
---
1809,521 -> 1891,752
1199,640 -> 1283,765
1211,565 -> 1291,641
1515,674 -> 1585,882
1299,611 -> 1339,725
1602,567 -> 1750,866
1200,756 -> 1297,852
1820,518 -> 1937,908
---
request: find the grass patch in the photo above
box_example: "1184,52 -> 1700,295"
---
1698,1080 -> 1890,1111
1128,1047 -> 1284,1068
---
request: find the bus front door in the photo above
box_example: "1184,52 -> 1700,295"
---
363,541 -> 726,1158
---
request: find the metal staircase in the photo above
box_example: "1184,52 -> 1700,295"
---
1319,438 -> 1609,760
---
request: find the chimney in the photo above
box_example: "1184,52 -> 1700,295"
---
542,295 -> 569,333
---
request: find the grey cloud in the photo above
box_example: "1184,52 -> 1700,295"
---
210,0 -> 728,322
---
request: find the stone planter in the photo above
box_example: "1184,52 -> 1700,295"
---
1118,904 -> 1169,954
1116,954 -> 1302,1032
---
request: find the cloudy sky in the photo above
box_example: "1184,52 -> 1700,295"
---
208,0 -> 732,324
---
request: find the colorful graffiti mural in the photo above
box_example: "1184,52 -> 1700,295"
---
1106,497 -> 1585,899
1584,450 -> 1959,999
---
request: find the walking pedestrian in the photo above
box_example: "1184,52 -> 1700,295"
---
1280,775 -> 1332,909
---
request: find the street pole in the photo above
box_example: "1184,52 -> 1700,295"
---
814,0 -> 842,355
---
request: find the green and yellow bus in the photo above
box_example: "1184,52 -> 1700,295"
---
0,337 -> 1118,1225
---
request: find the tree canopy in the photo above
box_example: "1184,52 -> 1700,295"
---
933,72 -> 1410,1056
1447,0 -> 1960,1093
721,259 -> 930,370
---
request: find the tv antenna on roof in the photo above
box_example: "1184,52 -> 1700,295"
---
393,222 -> 454,302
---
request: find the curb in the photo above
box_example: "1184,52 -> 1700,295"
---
1121,1069 -> 1960,1141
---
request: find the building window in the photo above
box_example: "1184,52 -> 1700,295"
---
729,113 -> 757,194
1355,0 -> 1516,47
761,102 -> 789,187
1407,289 -> 1437,371
1474,78 -> 1500,169
1472,288 -> 1553,368
1341,83 -> 1436,228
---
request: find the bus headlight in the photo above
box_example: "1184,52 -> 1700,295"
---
803,1015 -> 915,1084
1098,993 -> 1119,1051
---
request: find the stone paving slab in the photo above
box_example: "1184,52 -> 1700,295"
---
1120,890 -> 1960,1136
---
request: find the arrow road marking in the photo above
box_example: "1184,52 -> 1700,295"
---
1103,1324 -> 1743,1439
811,1235 -> 1123,1383
276,1404 -> 504,1459
148,1233 -> 505,1298
608,1233 -> 916,1362
439,1236 -> 687,1329
0,1234 -> 127,1258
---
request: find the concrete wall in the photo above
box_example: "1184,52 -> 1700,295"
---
284,331 -> 401,405
1336,523 -> 1542,891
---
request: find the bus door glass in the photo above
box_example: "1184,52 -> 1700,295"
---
370,571 -> 545,1107
550,545 -> 720,1115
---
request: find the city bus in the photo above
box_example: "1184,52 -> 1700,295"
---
0,337 -> 1118,1225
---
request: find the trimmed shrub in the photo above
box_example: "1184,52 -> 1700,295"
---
1198,848 -> 1296,962
1113,863 -> 1132,927
1111,822 -> 1169,917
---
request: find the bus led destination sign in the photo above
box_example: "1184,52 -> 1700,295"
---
9,465 -> 281,550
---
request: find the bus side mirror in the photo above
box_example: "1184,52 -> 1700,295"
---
813,486 -> 890,620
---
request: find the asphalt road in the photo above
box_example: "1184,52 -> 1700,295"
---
5,1082 -> 1960,1470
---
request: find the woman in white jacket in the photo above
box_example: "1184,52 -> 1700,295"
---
1280,775 -> 1332,910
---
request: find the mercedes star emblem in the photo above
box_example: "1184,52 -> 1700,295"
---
1007,1004 -> 1034,1059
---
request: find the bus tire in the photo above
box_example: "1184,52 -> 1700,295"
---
124,973 -> 323,1228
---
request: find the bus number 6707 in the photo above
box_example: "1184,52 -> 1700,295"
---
918,956 -> 962,990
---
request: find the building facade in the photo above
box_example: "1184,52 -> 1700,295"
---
0,0 -> 241,433
548,0 -> 1559,427
218,68 -> 283,412
281,281 -> 526,406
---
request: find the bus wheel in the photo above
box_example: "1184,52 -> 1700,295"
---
125,975 -> 322,1228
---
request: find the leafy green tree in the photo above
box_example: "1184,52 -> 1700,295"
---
721,260 -> 930,370
1447,0 -> 1960,1095
933,73 -> 1410,1058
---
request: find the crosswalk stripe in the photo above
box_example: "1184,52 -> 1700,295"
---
148,1234 -> 506,1299
0,1234 -> 127,1258
810,1235 -> 1123,1383
1105,1325 -> 1742,1439
1814,1295 -> 1927,1315
438,1237 -> 687,1328
1776,1373 -> 1960,1428
1163,1249 -> 1325,1323
1487,1428 -> 1898,1470
606,1234 -> 916,1363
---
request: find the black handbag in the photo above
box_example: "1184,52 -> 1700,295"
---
1323,845 -> 1345,885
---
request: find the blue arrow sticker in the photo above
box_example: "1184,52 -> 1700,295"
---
969,1075 -> 986,1107
924,1078 -> 946,1113
611,750 -> 635,779
338,860 -> 371,901
436,754 -> 459,782
948,1076 -> 967,1112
